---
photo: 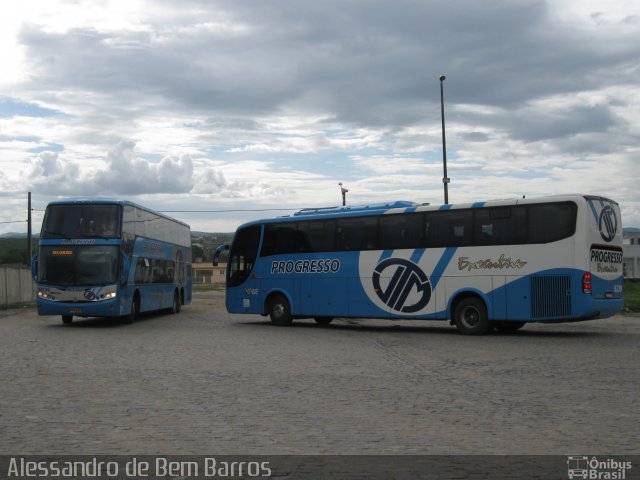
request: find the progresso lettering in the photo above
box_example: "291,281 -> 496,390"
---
271,259 -> 340,275
590,249 -> 623,264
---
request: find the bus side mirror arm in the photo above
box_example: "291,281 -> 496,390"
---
212,244 -> 229,266
120,251 -> 130,287
31,254 -> 38,282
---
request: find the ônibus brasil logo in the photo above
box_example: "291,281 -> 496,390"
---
599,205 -> 617,242
372,258 -> 431,313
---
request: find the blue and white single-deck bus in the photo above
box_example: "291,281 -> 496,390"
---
216,194 -> 623,334
32,199 -> 192,324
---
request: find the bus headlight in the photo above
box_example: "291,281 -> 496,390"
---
37,290 -> 54,300
101,291 -> 117,300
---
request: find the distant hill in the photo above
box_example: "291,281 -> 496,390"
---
0,232 -> 37,238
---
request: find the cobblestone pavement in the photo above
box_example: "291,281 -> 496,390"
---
0,292 -> 638,455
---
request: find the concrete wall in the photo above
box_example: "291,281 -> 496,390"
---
0,266 -> 36,307
624,244 -> 640,279
623,232 -> 640,279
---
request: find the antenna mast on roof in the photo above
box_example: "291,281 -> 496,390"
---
338,182 -> 348,206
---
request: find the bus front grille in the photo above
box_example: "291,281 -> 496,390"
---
531,275 -> 572,319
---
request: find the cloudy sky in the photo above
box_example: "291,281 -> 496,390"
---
1,0 -> 639,235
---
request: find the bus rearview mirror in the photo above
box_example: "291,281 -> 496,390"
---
212,244 -> 229,266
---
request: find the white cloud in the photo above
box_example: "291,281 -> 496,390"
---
191,168 -> 228,194
25,151 -> 82,195
23,141 -> 195,196
351,155 -> 438,174
0,0 -> 639,235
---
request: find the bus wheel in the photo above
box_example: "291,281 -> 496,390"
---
314,317 -> 333,325
493,321 -> 525,333
125,295 -> 140,324
453,297 -> 491,335
171,291 -> 181,314
269,294 -> 292,326
62,315 -> 73,325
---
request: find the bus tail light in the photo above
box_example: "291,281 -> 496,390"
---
582,273 -> 592,294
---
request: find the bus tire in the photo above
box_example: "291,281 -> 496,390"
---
493,321 -> 525,333
125,294 -> 140,324
62,315 -> 73,325
314,317 -> 333,325
453,297 -> 491,335
269,294 -> 292,326
172,291 -> 181,314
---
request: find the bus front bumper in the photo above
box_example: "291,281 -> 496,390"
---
36,297 -> 121,318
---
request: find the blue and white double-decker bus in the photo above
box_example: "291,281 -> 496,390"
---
216,194 -> 623,334
32,199 -> 192,324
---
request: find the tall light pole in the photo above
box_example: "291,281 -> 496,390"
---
27,192 -> 32,264
439,74 -> 450,205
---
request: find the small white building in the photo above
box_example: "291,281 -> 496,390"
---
192,262 -> 227,284
623,229 -> 640,279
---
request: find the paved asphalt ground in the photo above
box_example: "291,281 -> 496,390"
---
0,291 -> 638,456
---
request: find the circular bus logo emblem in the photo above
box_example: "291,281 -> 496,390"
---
599,206 -> 617,242
372,258 -> 431,313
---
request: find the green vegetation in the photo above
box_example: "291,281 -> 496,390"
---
624,280 -> 640,313
191,232 -> 233,263
0,237 -> 38,265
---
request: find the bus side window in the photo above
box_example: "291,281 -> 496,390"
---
135,258 -> 151,284
262,223 -> 302,256
379,214 -> 423,250
336,217 -> 378,251
299,220 -> 336,253
528,202 -> 576,243
473,207 -> 526,245
425,210 -> 472,248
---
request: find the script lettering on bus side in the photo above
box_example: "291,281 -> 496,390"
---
458,254 -> 527,272
271,259 -> 340,274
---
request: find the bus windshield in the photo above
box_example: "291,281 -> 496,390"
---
42,204 -> 121,239
38,245 -> 120,286
228,225 -> 260,287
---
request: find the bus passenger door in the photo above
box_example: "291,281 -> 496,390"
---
295,278 -> 311,315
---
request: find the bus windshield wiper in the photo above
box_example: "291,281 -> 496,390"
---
44,230 -> 71,239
